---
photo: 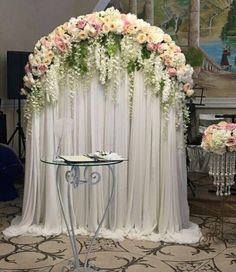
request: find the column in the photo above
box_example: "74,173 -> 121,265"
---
188,0 -> 200,47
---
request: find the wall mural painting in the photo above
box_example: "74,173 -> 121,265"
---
154,0 -> 189,46
200,0 -> 236,73
109,0 -> 236,74
107,0 -> 189,46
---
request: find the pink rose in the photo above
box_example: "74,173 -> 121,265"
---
40,37 -> 51,48
147,43 -> 155,51
226,123 -> 236,130
77,20 -> 86,29
123,17 -> 130,27
123,23 -> 131,33
174,46 -> 181,53
55,36 -> 67,52
225,137 -> 236,152
147,43 -> 161,51
153,43 -> 162,50
38,64 -> 47,74
225,137 -> 236,146
217,123 -> 236,131
168,67 -> 177,77
94,22 -> 103,33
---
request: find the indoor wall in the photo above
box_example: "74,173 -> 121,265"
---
0,0 -> 97,154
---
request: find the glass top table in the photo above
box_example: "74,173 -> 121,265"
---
41,155 -> 125,272
41,156 -> 124,167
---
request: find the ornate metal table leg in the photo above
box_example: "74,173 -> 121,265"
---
84,165 -> 116,271
56,166 -> 80,271
56,164 -> 116,272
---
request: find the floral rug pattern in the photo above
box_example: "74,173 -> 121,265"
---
0,186 -> 236,271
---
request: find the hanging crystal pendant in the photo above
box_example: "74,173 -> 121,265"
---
209,152 -> 236,196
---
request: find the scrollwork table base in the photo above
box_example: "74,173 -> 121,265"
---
41,157 -> 125,272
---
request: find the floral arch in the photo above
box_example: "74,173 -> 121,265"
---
22,7 -> 193,128
4,8 -> 201,243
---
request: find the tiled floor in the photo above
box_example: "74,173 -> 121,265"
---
1,178 -> 236,271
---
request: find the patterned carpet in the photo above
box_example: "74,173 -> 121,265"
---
1,184 -> 236,271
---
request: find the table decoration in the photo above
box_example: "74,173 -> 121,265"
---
201,121 -> 236,196
201,121 -> 236,245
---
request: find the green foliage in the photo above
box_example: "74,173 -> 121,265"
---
141,46 -> 151,59
78,41 -> 89,76
106,34 -> 122,57
184,47 -> 204,67
65,34 -> 156,77
177,0 -> 189,5
160,80 -> 165,92
221,0 -> 236,39
127,61 -> 136,74
66,41 -> 89,76
66,43 -> 77,67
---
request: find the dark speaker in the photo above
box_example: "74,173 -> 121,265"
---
0,114 -> 7,144
7,51 -> 30,99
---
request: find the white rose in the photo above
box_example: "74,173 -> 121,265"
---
78,30 -> 88,40
163,33 -> 172,43
126,13 -> 137,23
159,43 -> 169,52
135,19 -> 148,31
69,17 -> 77,24
147,27 -> 164,44
102,23 -> 110,33
136,33 -> 147,44
107,21 -> 118,32
84,24 -> 97,37
116,20 -> 124,33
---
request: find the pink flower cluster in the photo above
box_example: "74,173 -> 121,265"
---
201,121 -> 236,154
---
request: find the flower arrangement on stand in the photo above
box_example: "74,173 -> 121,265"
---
201,121 -> 236,196
21,7 -> 194,130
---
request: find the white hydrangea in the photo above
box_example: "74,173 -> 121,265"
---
177,64 -> 194,83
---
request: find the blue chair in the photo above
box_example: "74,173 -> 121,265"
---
0,144 -> 24,201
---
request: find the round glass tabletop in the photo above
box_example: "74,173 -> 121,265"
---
40,155 -> 125,167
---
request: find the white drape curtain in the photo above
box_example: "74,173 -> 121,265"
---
3,71 -> 201,243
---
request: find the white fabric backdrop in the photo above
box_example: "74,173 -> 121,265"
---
3,71 -> 201,243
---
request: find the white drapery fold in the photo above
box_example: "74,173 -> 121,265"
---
3,71 -> 201,243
